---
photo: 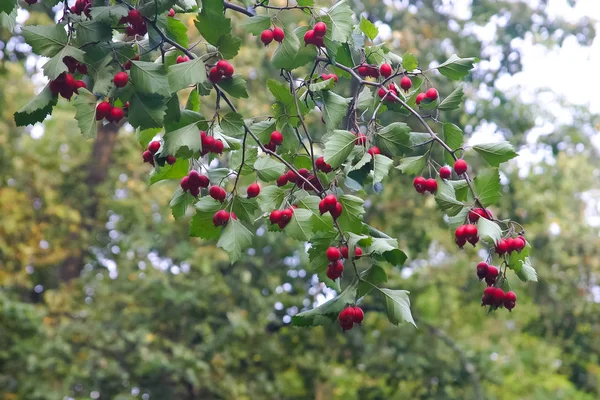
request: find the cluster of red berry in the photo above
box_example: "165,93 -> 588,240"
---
264,130 -> 284,152
320,73 -> 339,83
208,60 -> 234,83
200,131 -> 225,155
315,156 -> 332,173
260,27 -> 285,45
113,71 -> 128,88
481,286 -> 517,311
338,305 -> 364,331
357,63 -> 380,78
269,206 -> 296,229
63,56 -> 88,75
455,223 -> 479,248
324,245 -> 363,280
95,101 -> 124,123
142,140 -> 176,167
167,8 -> 176,17
318,194 -> 343,219
495,236 -> 527,255
180,170 -> 210,197
69,0 -> 92,18
377,84 -> 400,103
49,72 -> 86,100
276,168 -> 323,191
176,55 -> 191,64
416,88 -> 439,105
304,22 -> 327,47
213,210 -> 237,227
413,176 -> 438,194
119,9 -> 147,36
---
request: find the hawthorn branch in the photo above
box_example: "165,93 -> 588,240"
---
224,1 -> 255,16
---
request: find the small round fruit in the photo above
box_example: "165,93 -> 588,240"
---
455,225 -> 467,239
247,183 -> 260,198
481,287 -> 495,306
209,67 -> 222,83
476,262 -> 488,280
276,175 -> 288,187
400,76 -> 412,91
318,199 -> 328,215
339,306 -> 354,324
166,155 -> 176,165
425,88 -> 438,101
453,159 -> 468,175
168,8 -> 175,17
463,224 -> 478,238
492,287 -> 505,307
495,239 -> 509,255
109,107 -> 124,122
280,208 -> 293,222
413,176 -> 427,194
113,71 -> 129,88
128,9 -> 143,25
96,101 -> 111,120
415,93 -> 426,105
367,146 -> 381,156
439,166 -> 452,179
212,139 -> 224,154
180,176 -> 190,191
323,194 -> 337,210
327,260 -> 344,280
326,246 -> 341,262
260,29 -> 274,45
468,208 -> 485,223
425,178 -> 438,193
303,29 -> 316,45
272,27 -> 285,42
270,131 -> 284,146
330,202 -> 343,219
355,133 -> 367,146
142,150 -> 153,164
313,21 -> 327,37
357,65 -> 369,77
212,210 -> 230,227
379,63 -> 392,78
269,210 -> 282,224
316,156 -> 332,173
504,291 -> 517,311
485,265 -> 499,286
352,306 -> 364,324
209,185 -> 226,202
286,170 -> 298,183
148,141 -> 161,154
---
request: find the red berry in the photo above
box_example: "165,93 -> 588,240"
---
303,29 -> 316,45
352,306 -> 364,324
270,131 -> 284,145
425,88 -> 438,101
321,73 -> 338,83
280,208 -> 293,223
468,208 -> 485,223
187,170 -> 202,187
439,166 -> 451,179
318,199 -> 328,215
316,156 -> 332,173
355,133 -> 367,146
113,71 -> 128,88
65,73 -> 77,90
212,210 -> 230,227
504,291 -> 517,307
455,225 -> 467,239
260,29 -> 274,45
148,141 -> 161,154
142,150 -> 153,164
413,176 -> 427,194
496,239 -> 510,255
176,55 -> 189,64
166,155 -> 176,165
476,262 -> 488,280
212,139 -> 224,154
180,176 -> 190,191
109,107 -> 124,122
400,76 -> 412,91
313,21 -> 327,37
269,210 -> 282,224
168,8 -> 175,17
74,80 -> 86,92
415,93 -> 426,105
326,260 -> 344,280
96,101 -> 111,120
339,306 -> 354,324
209,185 -> 226,202
455,237 -> 467,249
453,159 -> 467,175
330,202 -> 343,219
481,287 -> 495,306
77,63 -> 88,74
492,287 -> 505,307
425,178 -> 438,193
128,9 -> 143,25
379,63 -> 392,78
463,224 -> 478,238
377,87 -> 387,100
209,67 -> 222,83
357,65 -> 369,77
297,168 -> 310,179
286,170 -> 298,184
197,175 -> 210,188
247,183 -> 260,198
513,236 -> 527,252
485,265 -> 499,286
468,235 -> 479,247
326,246 -> 341,262
340,246 -> 362,259
276,174 -> 288,187
272,27 -> 285,42
323,194 -> 337,210
367,146 -> 380,156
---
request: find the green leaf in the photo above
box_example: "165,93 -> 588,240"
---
372,154 -> 393,185
217,76 -> 249,99
43,46 -> 86,80
22,25 -> 68,57
75,21 -> 112,45
165,16 -> 189,47
509,256 -> 538,283
0,8 -> 18,32
72,89 -> 97,138
232,196 -> 260,223
473,168 -> 501,207
217,218 -> 253,263
473,141 -> 518,167
216,34 -> 242,59
396,154 -> 427,175
447,207 -> 469,231
320,90 -> 350,131
230,147 -> 257,176
436,54 -> 479,80
128,93 -> 167,130
449,179 -> 469,201
477,217 -> 502,245
309,78 -> 336,92
14,84 -> 57,127
194,0 -> 231,45
131,61 -> 171,98
359,16 -> 378,40
257,186 -> 285,213
278,123 -> 300,154
91,63 -> 118,97
356,87 -> 373,111
368,238 -> 407,268
89,5 -> 129,23
137,128 -> 160,148
323,130 -> 357,168
0,0 -> 15,14
149,157 -> 188,185
241,15 -> 272,34
402,52 -> 418,71
326,0 -> 354,42
296,195 -> 335,233
442,122 -> 463,165
357,265 -> 388,298
163,114 -> 205,156
220,112 -> 245,138
374,122 -> 412,156
250,119 -> 276,144
337,194 -> 365,233
296,0 -> 315,5
253,156 -> 286,181
438,84 -> 465,111
186,88 -> 200,111
286,208 -> 313,241
435,179 -> 465,216
271,26 -> 301,71
292,280 -> 358,327
167,57 -> 207,92
283,26 -> 319,70
190,197 -> 223,239
378,288 -> 416,327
